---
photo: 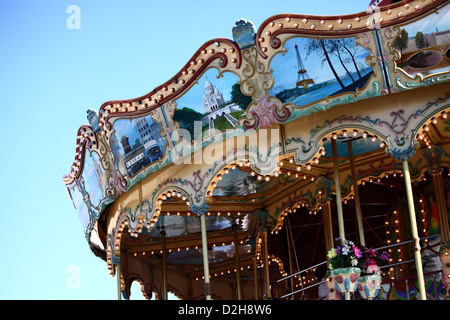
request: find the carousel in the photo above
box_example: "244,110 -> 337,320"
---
64,0 -> 450,300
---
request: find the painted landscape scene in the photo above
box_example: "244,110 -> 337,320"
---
269,36 -> 373,107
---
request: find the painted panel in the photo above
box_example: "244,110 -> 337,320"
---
142,215 -> 236,238
68,182 -> 90,233
110,114 -> 167,178
394,3 -> 450,78
168,243 -> 252,266
269,36 -> 373,108
172,68 -> 249,145
321,136 -> 384,159
81,150 -> 109,209
67,149 -> 110,235
213,167 -> 279,198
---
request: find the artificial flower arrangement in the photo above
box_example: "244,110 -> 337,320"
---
327,238 -> 362,271
358,246 -> 390,276
327,237 -> 390,272
325,238 -> 390,299
357,246 -> 390,299
326,238 -> 363,298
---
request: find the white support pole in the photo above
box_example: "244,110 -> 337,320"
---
263,230 -> 271,299
347,140 -> 365,246
332,138 -> 351,300
161,230 -> 168,300
200,213 -> 212,300
402,160 -> 427,300
331,138 -> 346,241
233,224 -> 243,300
116,264 -> 122,300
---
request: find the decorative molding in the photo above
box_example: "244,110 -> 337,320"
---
242,95 -> 290,130
395,74 -> 450,91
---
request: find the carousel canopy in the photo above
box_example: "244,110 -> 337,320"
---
63,0 -> 450,300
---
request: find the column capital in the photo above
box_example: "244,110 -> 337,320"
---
315,175 -> 333,201
190,203 -> 210,216
111,255 -> 120,266
256,208 -> 268,231
389,143 -> 417,161
423,144 -> 444,174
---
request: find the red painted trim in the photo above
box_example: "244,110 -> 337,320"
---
98,38 -> 242,129
64,124 -> 97,185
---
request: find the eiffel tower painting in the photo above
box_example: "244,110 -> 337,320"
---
295,44 -> 314,89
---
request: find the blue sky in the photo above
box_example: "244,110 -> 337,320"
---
0,0 -> 370,300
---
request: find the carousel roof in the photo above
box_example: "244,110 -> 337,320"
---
63,0 -> 450,299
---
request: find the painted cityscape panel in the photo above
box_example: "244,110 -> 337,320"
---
110,114 -> 167,178
172,68 -> 250,143
68,182 -> 90,232
67,150 -> 109,232
269,36 -> 373,107
393,3 -> 450,79
81,150 -> 109,209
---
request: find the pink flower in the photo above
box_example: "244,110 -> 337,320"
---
353,245 -> 362,258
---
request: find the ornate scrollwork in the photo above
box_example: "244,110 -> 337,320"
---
243,95 -> 290,131
63,124 -> 98,186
